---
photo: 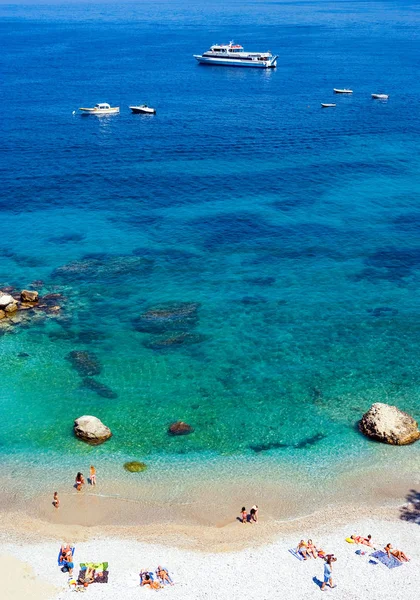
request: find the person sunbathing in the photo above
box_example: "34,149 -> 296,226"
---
140,571 -> 161,589
296,540 -> 308,559
385,543 -> 410,562
80,565 -> 95,584
306,540 -> 318,558
351,534 -> 374,547
156,566 -> 174,586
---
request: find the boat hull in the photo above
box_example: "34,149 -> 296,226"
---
130,107 -> 156,114
79,108 -> 120,115
194,55 -> 277,68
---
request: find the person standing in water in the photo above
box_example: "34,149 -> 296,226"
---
53,491 -> 59,508
89,465 -> 96,486
321,555 -> 337,591
250,505 -> 258,522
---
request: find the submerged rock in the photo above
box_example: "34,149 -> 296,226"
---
124,461 -> 147,473
143,331 -> 207,350
133,302 -> 200,334
168,421 -> 194,436
359,402 -> 420,445
81,378 -> 118,399
74,415 -> 112,445
20,290 -> 39,303
66,350 -> 102,376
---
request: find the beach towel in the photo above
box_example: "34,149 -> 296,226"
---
289,549 -> 305,561
370,551 -> 402,569
58,547 -> 75,566
78,562 -> 109,584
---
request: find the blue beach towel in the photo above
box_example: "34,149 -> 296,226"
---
370,551 -> 402,569
289,549 -> 305,561
58,547 -> 75,566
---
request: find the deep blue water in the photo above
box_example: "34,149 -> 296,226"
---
1,1 -> 420,481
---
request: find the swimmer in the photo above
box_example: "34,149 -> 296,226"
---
53,491 -> 59,509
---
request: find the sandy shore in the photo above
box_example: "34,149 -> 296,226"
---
1,514 -> 419,600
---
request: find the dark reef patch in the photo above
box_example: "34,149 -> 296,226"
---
66,350 -> 102,376
133,302 -> 200,334
367,307 -> 399,317
245,276 -> 276,287
142,331 -> 208,350
80,377 -> 118,399
48,232 -> 85,244
52,255 -> 153,283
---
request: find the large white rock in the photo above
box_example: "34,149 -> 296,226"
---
74,415 -> 112,446
359,402 -> 420,445
0,294 -> 15,308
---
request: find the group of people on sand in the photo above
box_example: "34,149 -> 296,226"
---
140,566 -> 174,589
348,534 -> 410,562
240,504 -> 258,523
295,532 -> 410,592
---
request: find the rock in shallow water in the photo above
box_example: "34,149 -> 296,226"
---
74,415 -> 112,445
359,402 -> 420,445
124,461 -> 147,472
20,290 -> 39,303
0,294 -> 15,308
168,421 -> 194,436
66,350 -> 102,376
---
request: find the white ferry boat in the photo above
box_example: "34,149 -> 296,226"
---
194,42 -> 277,68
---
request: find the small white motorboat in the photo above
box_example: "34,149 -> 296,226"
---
333,88 -> 353,94
79,103 -> 120,115
371,93 -> 389,100
129,105 -> 156,114
321,103 -> 336,108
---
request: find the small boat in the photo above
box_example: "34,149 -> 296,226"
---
79,103 -> 120,115
129,105 -> 156,114
321,103 -> 336,108
371,94 -> 389,100
333,88 -> 353,94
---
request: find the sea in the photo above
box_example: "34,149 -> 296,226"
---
1,0 -> 420,510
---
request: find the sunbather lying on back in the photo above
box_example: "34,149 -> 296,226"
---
385,544 -> 410,562
156,566 -> 174,585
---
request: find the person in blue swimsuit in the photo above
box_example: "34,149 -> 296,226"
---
321,554 -> 337,591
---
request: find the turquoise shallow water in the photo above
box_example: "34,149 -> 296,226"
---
1,1 -> 420,497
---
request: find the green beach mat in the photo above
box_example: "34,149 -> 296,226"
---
80,562 -> 108,572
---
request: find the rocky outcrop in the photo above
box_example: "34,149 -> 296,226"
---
0,310 -> 5,320
168,421 -> 194,436
66,350 -> 102,376
20,290 -> 39,303
74,415 -> 112,445
0,294 -> 15,308
4,302 -> 18,313
359,402 -> 420,445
